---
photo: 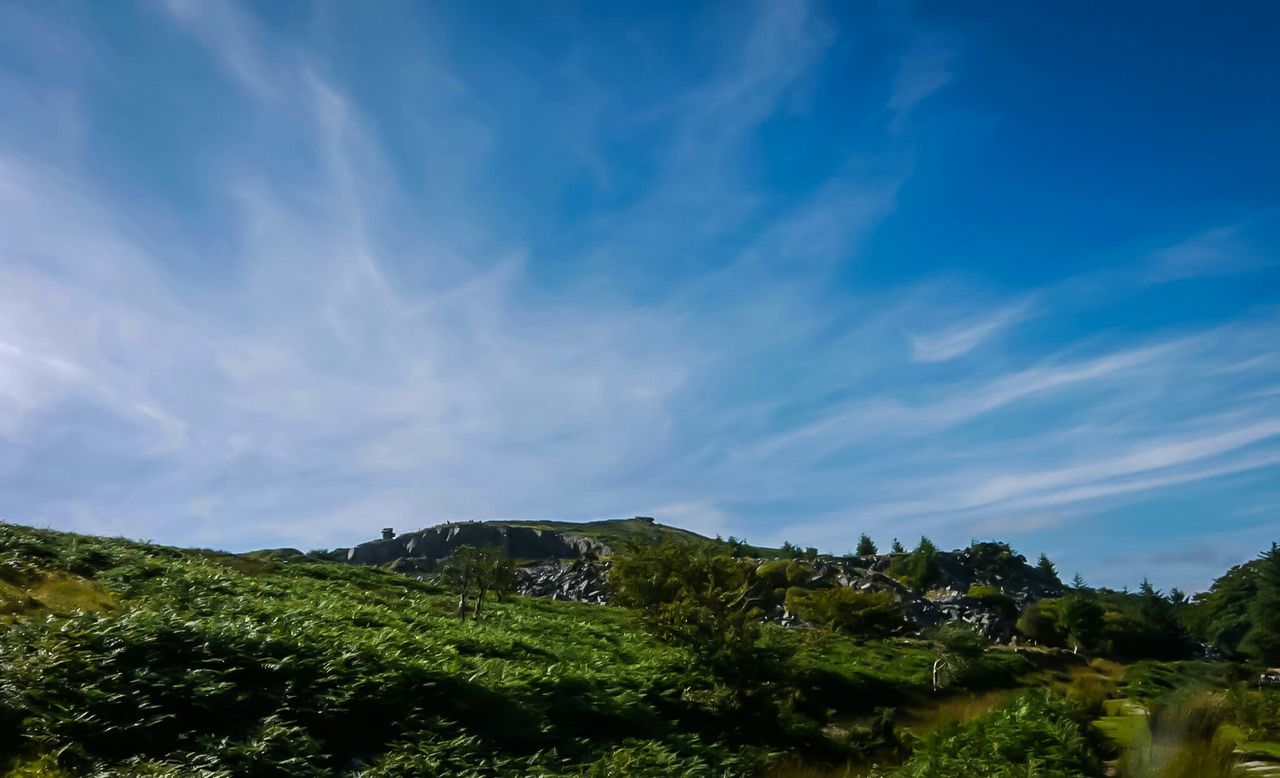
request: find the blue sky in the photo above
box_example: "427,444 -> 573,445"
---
1,1 -> 1277,590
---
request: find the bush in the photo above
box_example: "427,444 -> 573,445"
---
1017,599 -> 1065,646
1226,684 -> 1280,741
966,584 -> 1017,619
610,541 -> 768,678
784,588 -> 905,637
885,691 -> 1105,777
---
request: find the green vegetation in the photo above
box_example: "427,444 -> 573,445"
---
0,524 -> 771,776
855,534 -> 878,557
966,584 -> 1017,619
1037,553 -> 1059,582
1115,695 -> 1238,778
5,521 -> 1280,777
439,546 -> 517,620
888,537 -> 938,591
884,691 -> 1106,777
928,622 -> 989,692
1015,584 -> 1192,661
609,540 -> 768,679
1242,543 -> 1280,664
784,587 -> 905,637
496,517 -> 715,550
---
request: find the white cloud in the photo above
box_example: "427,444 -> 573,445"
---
1148,225 -> 1254,282
909,301 -> 1031,363
889,40 -> 953,131
158,0 -> 281,100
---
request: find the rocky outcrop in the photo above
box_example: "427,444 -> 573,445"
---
508,542 -> 1061,640
336,522 -> 1059,639
331,522 -> 609,566
515,559 -> 610,604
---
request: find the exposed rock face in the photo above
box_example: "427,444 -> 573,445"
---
332,523 -> 609,566
515,559 -> 610,604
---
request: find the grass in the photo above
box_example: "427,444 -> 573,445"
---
1095,699 -> 1148,748
0,522 -> 772,776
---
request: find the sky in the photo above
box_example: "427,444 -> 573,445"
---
0,1 -> 1277,591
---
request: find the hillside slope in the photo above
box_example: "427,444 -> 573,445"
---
0,520 -> 1040,777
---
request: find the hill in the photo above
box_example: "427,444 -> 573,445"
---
328,519 -> 1061,640
0,520 -> 1039,776
326,516 -> 759,566
3,519 -> 1279,777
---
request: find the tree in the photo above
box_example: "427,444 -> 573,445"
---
1071,573 -> 1088,590
780,541 -> 803,559
488,558 -> 518,604
1122,577 -> 1186,659
856,533 -> 878,557
1036,553 -> 1059,582
891,538 -> 906,554
1242,543 -> 1280,665
440,546 -> 492,620
1060,591 -> 1104,654
1183,559 -> 1258,658
891,536 -> 939,591
724,535 -> 749,556
930,622 -> 989,691
611,540 -> 768,677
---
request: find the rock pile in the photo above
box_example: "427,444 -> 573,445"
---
515,559 -> 610,604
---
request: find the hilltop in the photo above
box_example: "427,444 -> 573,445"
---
326,519 -> 1061,640
326,516 -> 747,565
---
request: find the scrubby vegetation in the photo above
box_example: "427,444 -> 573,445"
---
3,521 -> 1280,777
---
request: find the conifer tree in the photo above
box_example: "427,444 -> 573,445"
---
1036,553 -> 1059,582
891,538 -> 906,554
856,533 -> 878,556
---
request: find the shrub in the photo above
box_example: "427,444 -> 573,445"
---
966,584 -> 1017,619
886,691 -> 1105,777
1017,599 -> 1065,646
784,588 -> 905,637
610,541 -> 768,678
1225,684 -> 1280,741
929,622 -> 990,692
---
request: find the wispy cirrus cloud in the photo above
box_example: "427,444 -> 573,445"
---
908,300 -> 1032,363
158,0 -> 282,100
